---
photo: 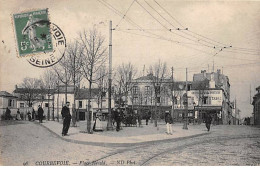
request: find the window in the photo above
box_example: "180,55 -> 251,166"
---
8,100 -> 12,107
45,103 -> 49,107
174,97 -> 177,104
133,86 -> 138,95
145,86 -> 150,95
155,86 -> 160,94
156,97 -> 160,103
203,96 -> 208,104
79,101 -> 82,108
187,84 -> 191,91
133,97 -> 138,104
20,103 -> 24,108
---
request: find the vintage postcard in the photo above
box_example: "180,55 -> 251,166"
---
0,0 -> 259,166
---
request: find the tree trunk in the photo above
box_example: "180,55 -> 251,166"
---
86,80 -> 92,133
72,79 -> 76,127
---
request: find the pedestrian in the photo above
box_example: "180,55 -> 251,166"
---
32,108 -> 35,121
165,112 -> 173,135
61,102 -> 71,136
5,107 -> 12,120
205,114 -> 212,132
137,111 -> 142,127
146,111 -> 150,125
93,109 -> 103,131
37,105 -> 44,123
114,108 -> 121,132
16,109 -> 21,120
27,111 -> 32,121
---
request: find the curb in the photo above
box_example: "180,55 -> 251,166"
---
36,121 -> 210,147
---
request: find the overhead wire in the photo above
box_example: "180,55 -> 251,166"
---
151,0 -> 259,55
138,0 -> 221,50
153,0 -> 260,55
114,0 -> 136,29
99,0 -> 259,63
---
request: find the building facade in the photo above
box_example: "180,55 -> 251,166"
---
252,86 -> 260,125
0,91 -> 17,117
127,69 -> 231,124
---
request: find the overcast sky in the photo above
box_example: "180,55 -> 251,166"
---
0,0 -> 259,118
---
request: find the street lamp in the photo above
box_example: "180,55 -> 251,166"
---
48,93 -> 51,121
182,93 -> 188,130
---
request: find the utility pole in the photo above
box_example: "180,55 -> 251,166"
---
235,98 -> 237,125
171,67 -> 174,121
183,68 -> 188,130
107,20 -> 113,130
250,84 -> 252,104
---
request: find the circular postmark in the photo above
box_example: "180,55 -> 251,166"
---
27,22 -> 66,68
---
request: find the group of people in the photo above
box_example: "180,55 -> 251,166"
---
3,105 -> 45,122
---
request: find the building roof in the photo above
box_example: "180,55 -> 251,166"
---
135,73 -> 171,82
13,88 -> 55,94
0,91 -> 17,98
75,88 -> 100,100
190,79 -> 210,90
135,74 -> 156,81
54,85 -> 74,94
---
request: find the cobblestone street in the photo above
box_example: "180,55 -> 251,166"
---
0,120 -> 259,166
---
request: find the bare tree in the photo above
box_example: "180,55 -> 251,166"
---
79,27 -> 107,133
41,68 -> 59,120
148,60 -> 169,127
53,51 -> 72,104
19,77 -> 43,108
114,62 -> 138,109
95,66 -> 108,110
65,42 -> 84,126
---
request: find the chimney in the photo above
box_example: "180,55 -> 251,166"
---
200,70 -> 206,78
217,69 -> 221,74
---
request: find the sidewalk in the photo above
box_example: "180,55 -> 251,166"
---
38,120 -> 209,147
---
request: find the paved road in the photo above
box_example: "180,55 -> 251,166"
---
0,120 -> 259,166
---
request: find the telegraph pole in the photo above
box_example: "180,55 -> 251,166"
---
183,68 -> 188,130
171,67 -> 174,121
107,20 -> 113,130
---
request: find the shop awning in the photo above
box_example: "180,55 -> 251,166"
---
194,106 -> 222,111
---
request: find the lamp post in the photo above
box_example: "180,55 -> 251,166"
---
47,93 -> 51,121
183,68 -> 188,130
193,102 -> 196,124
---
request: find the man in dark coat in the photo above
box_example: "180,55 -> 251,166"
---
145,111 -> 150,125
205,114 -> 212,132
32,108 -> 36,121
5,107 -> 11,120
114,109 -> 121,132
61,102 -> 71,136
37,105 -> 44,123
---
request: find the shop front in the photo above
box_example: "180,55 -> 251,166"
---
194,106 -> 222,124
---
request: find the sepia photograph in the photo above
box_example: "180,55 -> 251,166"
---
0,0 -> 259,166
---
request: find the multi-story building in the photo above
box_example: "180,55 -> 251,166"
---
192,69 -> 231,124
127,69 -> 231,124
252,86 -> 260,125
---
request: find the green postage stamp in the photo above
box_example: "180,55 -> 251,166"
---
13,9 -> 53,56
13,9 -> 66,68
